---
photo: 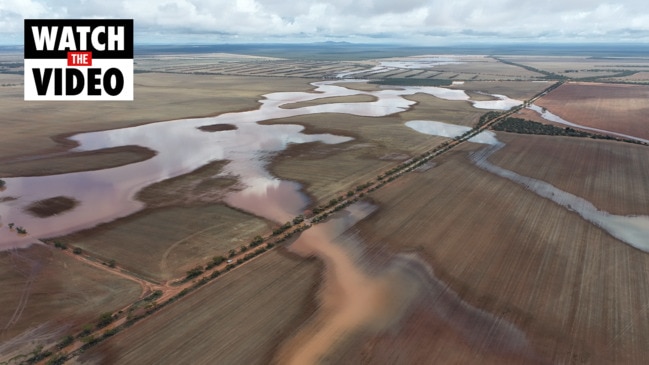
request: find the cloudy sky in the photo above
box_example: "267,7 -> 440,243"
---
2,0 -> 649,44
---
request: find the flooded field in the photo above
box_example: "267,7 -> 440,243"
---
0,81 -> 520,250
406,120 -> 649,252
528,104 -> 649,144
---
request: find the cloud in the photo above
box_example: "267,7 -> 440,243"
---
2,0 -> 649,44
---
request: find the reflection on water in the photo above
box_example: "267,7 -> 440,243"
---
407,120 -> 649,252
0,81 -> 520,249
336,56 -> 465,78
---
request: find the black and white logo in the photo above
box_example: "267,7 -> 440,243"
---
24,19 -> 134,101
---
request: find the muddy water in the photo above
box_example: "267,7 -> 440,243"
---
278,202 -> 532,364
0,81 -> 520,249
406,121 -> 649,252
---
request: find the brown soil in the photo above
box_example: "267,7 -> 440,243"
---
76,251 -> 320,365
332,141 -> 649,363
280,94 -> 378,109
0,145 -> 156,177
534,82 -> 649,139
0,244 -> 141,359
490,133 -> 649,216
135,160 -> 238,208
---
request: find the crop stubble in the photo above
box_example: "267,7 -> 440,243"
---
0,245 -> 141,361
76,250 -> 320,365
534,82 -> 649,140
330,136 -> 649,363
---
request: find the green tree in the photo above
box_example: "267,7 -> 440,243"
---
0,179 -> 5,188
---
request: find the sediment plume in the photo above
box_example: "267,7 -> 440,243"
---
276,202 -> 533,364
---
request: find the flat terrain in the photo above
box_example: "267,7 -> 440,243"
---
496,55 -> 649,82
449,80 -> 550,100
320,135 -> 649,363
76,250 -> 319,365
0,73 -> 316,160
0,244 -> 141,362
264,84 -> 520,202
3,51 -> 649,365
490,133 -> 649,215
533,82 -> 649,139
55,204 -> 269,282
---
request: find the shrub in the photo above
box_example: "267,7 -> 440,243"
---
96,312 -> 114,328
54,241 -> 67,250
79,324 -> 93,337
103,328 -> 118,338
185,266 -> 204,280
57,335 -> 74,349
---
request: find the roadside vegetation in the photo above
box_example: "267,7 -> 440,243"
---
14,80 -> 562,365
493,117 -> 648,145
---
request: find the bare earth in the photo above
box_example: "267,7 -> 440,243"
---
0,245 -> 141,362
328,138 -> 649,364
76,250 -> 320,365
534,82 -> 649,140
3,55 -> 649,365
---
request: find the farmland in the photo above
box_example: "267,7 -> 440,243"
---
329,137 -> 649,363
75,250 -> 320,365
531,82 -> 649,140
0,244 -> 141,362
2,47 -> 649,365
54,204 -> 270,282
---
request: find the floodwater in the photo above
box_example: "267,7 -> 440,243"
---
0,80 -> 520,249
336,56 -> 464,78
278,201 -> 531,364
528,104 -> 649,144
406,120 -> 649,252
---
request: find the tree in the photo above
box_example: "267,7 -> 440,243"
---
108,259 -> 116,268
73,247 -> 83,255
96,312 -> 114,328
0,179 -> 5,188
8,223 -> 14,230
